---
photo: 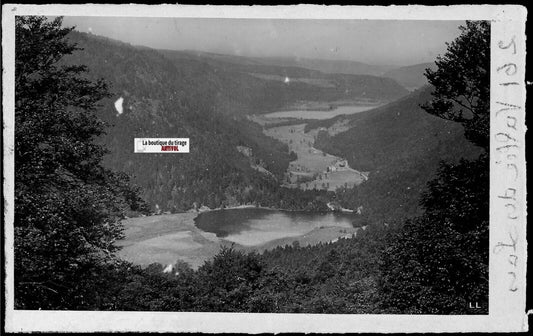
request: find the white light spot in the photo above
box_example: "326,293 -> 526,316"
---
284,76 -> 290,84
114,97 -> 124,116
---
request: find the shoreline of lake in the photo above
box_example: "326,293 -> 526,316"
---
118,207 -> 359,269
186,203 -> 345,216
194,207 -> 357,246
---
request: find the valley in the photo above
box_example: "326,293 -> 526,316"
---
263,123 -> 367,192
63,30 -> 481,268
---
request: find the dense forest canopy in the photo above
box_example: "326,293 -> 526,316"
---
379,21 -> 490,313
13,17 -> 489,314
14,16 -> 148,308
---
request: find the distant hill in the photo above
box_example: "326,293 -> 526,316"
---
383,62 -> 436,91
158,49 -> 409,113
313,86 -> 483,222
175,51 -> 394,76
250,56 -> 394,76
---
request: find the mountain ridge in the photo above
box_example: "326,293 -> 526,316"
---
383,62 -> 437,90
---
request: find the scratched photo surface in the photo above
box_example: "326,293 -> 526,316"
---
11,16 -> 491,314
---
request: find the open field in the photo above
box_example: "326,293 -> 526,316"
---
117,213 -> 223,269
263,123 -> 366,191
300,169 -> 367,191
266,124 -> 337,172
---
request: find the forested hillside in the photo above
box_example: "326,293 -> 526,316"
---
62,32 -> 287,212
60,31 -> 408,212
313,87 -> 483,222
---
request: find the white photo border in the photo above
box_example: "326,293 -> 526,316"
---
2,4 -> 528,333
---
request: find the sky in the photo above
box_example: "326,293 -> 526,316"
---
61,17 -> 464,66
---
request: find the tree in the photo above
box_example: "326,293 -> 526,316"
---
379,21 -> 490,313
193,246 -> 264,311
422,21 -> 490,150
379,156 -> 489,313
14,16 -> 144,309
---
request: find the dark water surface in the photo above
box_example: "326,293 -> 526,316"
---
194,208 -> 356,246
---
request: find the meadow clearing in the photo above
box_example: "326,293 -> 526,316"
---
263,123 -> 366,192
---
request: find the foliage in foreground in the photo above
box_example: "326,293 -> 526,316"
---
52,227 -> 387,313
378,20 -> 490,313
379,155 -> 489,313
14,16 -> 148,309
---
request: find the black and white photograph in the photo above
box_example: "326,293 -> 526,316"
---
2,4 -> 527,333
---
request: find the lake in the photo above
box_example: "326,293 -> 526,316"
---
262,104 -> 381,120
118,209 -> 359,269
194,208 -> 356,246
